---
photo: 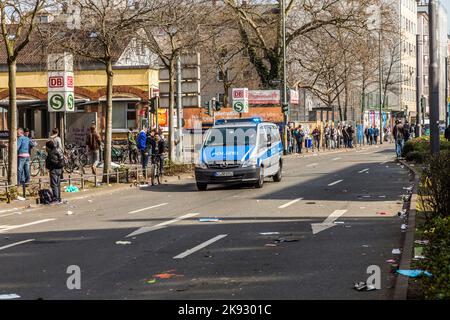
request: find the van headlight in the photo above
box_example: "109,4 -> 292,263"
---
196,161 -> 208,169
242,157 -> 258,168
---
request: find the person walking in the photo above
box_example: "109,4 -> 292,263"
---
367,126 -> 374,145
45,140 -> 64,204
393,120 -> 405,158
17,128 -> 33,196
342,125 -> 349,148
312,126 -> 320,152
331,125 -> 337,149
86,125 -> 101,175
293,125 -> 304,154
137,127 -> 149,177
374,125 -> 380,145
324,124 -> 331,150
364,126 -> 370,145
347,125 -> 355,148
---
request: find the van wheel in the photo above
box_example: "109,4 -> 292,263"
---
255,167 -> 264,189
197,183 -> 207,191
273,161 -> 282,182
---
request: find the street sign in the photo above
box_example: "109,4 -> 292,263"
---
232,88 -> 249,113
47,53 -> 74,112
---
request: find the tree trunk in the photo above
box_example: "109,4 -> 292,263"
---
7,59 -> 18,186
168,59 -> 175,163
103,57 -> 113,183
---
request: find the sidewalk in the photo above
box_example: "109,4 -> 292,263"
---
285,142 -> 393,159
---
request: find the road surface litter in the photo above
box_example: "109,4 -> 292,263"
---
392,248 -> 402,255
259,232 -> 280,235
64,185 -> 79,193
199,218 -> 221,222
353,282 -> 378,291
396,270 -> 432,278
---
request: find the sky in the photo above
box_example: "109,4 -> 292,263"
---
443,0 -> 450,32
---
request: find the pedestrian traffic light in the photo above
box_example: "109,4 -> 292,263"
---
214,100 -> 221,112
149,97 -> 157,114
282,103 -> 289,114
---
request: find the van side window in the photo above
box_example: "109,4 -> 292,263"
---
259,126 -> 267,149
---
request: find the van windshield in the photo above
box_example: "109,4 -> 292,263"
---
204,126 -> 258,147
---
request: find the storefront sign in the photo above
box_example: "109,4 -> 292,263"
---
248,90 -> 280,105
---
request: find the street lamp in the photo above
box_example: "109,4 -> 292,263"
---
281,0 -> 289,154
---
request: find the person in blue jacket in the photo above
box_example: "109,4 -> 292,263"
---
17,128 -> 34,191
137,127 -> 149,177
368,126 -> 374,145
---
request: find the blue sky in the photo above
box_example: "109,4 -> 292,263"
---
442,0 -> 450,32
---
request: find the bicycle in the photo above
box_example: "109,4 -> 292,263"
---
150,153 -> 164,186
64,145 -> 88,174
31,149 -> 47,177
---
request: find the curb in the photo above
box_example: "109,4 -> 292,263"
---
393,159 -> 420,300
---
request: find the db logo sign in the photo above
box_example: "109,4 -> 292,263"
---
49,76 -> 64,88
67,76 -> 74,88
233,90 -> 245,99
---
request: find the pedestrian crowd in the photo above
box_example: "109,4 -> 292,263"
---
286,123 -> 356,154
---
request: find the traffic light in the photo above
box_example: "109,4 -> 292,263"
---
204,101 -> 212,116
282,103 -> 289,114
214,100 -> 221,112
149,97 -> 157,114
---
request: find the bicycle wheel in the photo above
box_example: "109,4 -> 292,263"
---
156,162 -> 162,185
30,157 -> 41,177
150,163 -> 156,186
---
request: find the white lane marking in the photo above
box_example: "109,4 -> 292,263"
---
306,163 -> 319,167
311,210 -> 348,234
173,234 -> 228,259
0,239 -> 35,251
328,180 -> 343,186
0,219 -> 56,234
0,208 -> 19,214
332,157 -> 342,161
358,168 -> 369,173
278,198 -> 303,209
128,203 -> 169,214
126,213 -> 200,238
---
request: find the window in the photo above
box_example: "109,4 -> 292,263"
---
112,102 -> 137,130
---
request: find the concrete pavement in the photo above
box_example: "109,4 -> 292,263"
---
0,144 -> 412,300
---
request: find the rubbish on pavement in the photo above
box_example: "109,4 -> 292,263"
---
259,232 -> 280,235
115,241 -> 132,245
386,259 -> 397,264
199,218 -> 221,222
392,249 -> 402,255
146,279 -> 156,284
67,211 -> 74,216
17,196 -> 26,201
398,209 -> 407,216
65,185 -> 79,193
353,282 -> 378,292
377,212 -> 388,215
362,245 -> 369,248
265,244 -> 277,247
401,224 -> 408,230
414,240 -> 429,245
403,186 -> 413,191
396,270 -> 432,278
154,270 -> 183,279
0,294 -> 20,300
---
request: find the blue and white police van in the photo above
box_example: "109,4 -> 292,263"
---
195,118 -> 283,191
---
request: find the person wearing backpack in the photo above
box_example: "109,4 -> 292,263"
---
86,125 -> 101,175
45,140 -> 64,204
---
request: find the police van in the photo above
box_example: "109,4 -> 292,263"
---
195,118 -> 283,191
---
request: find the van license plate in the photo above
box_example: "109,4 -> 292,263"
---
214,171 -> 234,177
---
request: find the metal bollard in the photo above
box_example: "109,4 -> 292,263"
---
81,174 -> 85,189
116,170 -> 119,184
94,174 -> 98,187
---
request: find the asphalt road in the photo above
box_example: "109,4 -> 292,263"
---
0,144 -> 412,300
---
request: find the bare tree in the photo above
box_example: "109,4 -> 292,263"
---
223,0 -> 374,88
56,0 -> 156,181
0,0 -> 46,187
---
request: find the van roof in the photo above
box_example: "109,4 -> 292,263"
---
213,118 -> 276,127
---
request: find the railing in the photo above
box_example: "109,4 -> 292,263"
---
0,166 -> 151,204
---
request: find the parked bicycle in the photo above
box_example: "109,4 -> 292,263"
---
150,153 -> 164,186
64,144 -> 88,174
31,149 -> 47,177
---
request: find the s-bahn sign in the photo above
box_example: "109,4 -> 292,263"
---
232,88 -> 249,114
47,53 -> 74,112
